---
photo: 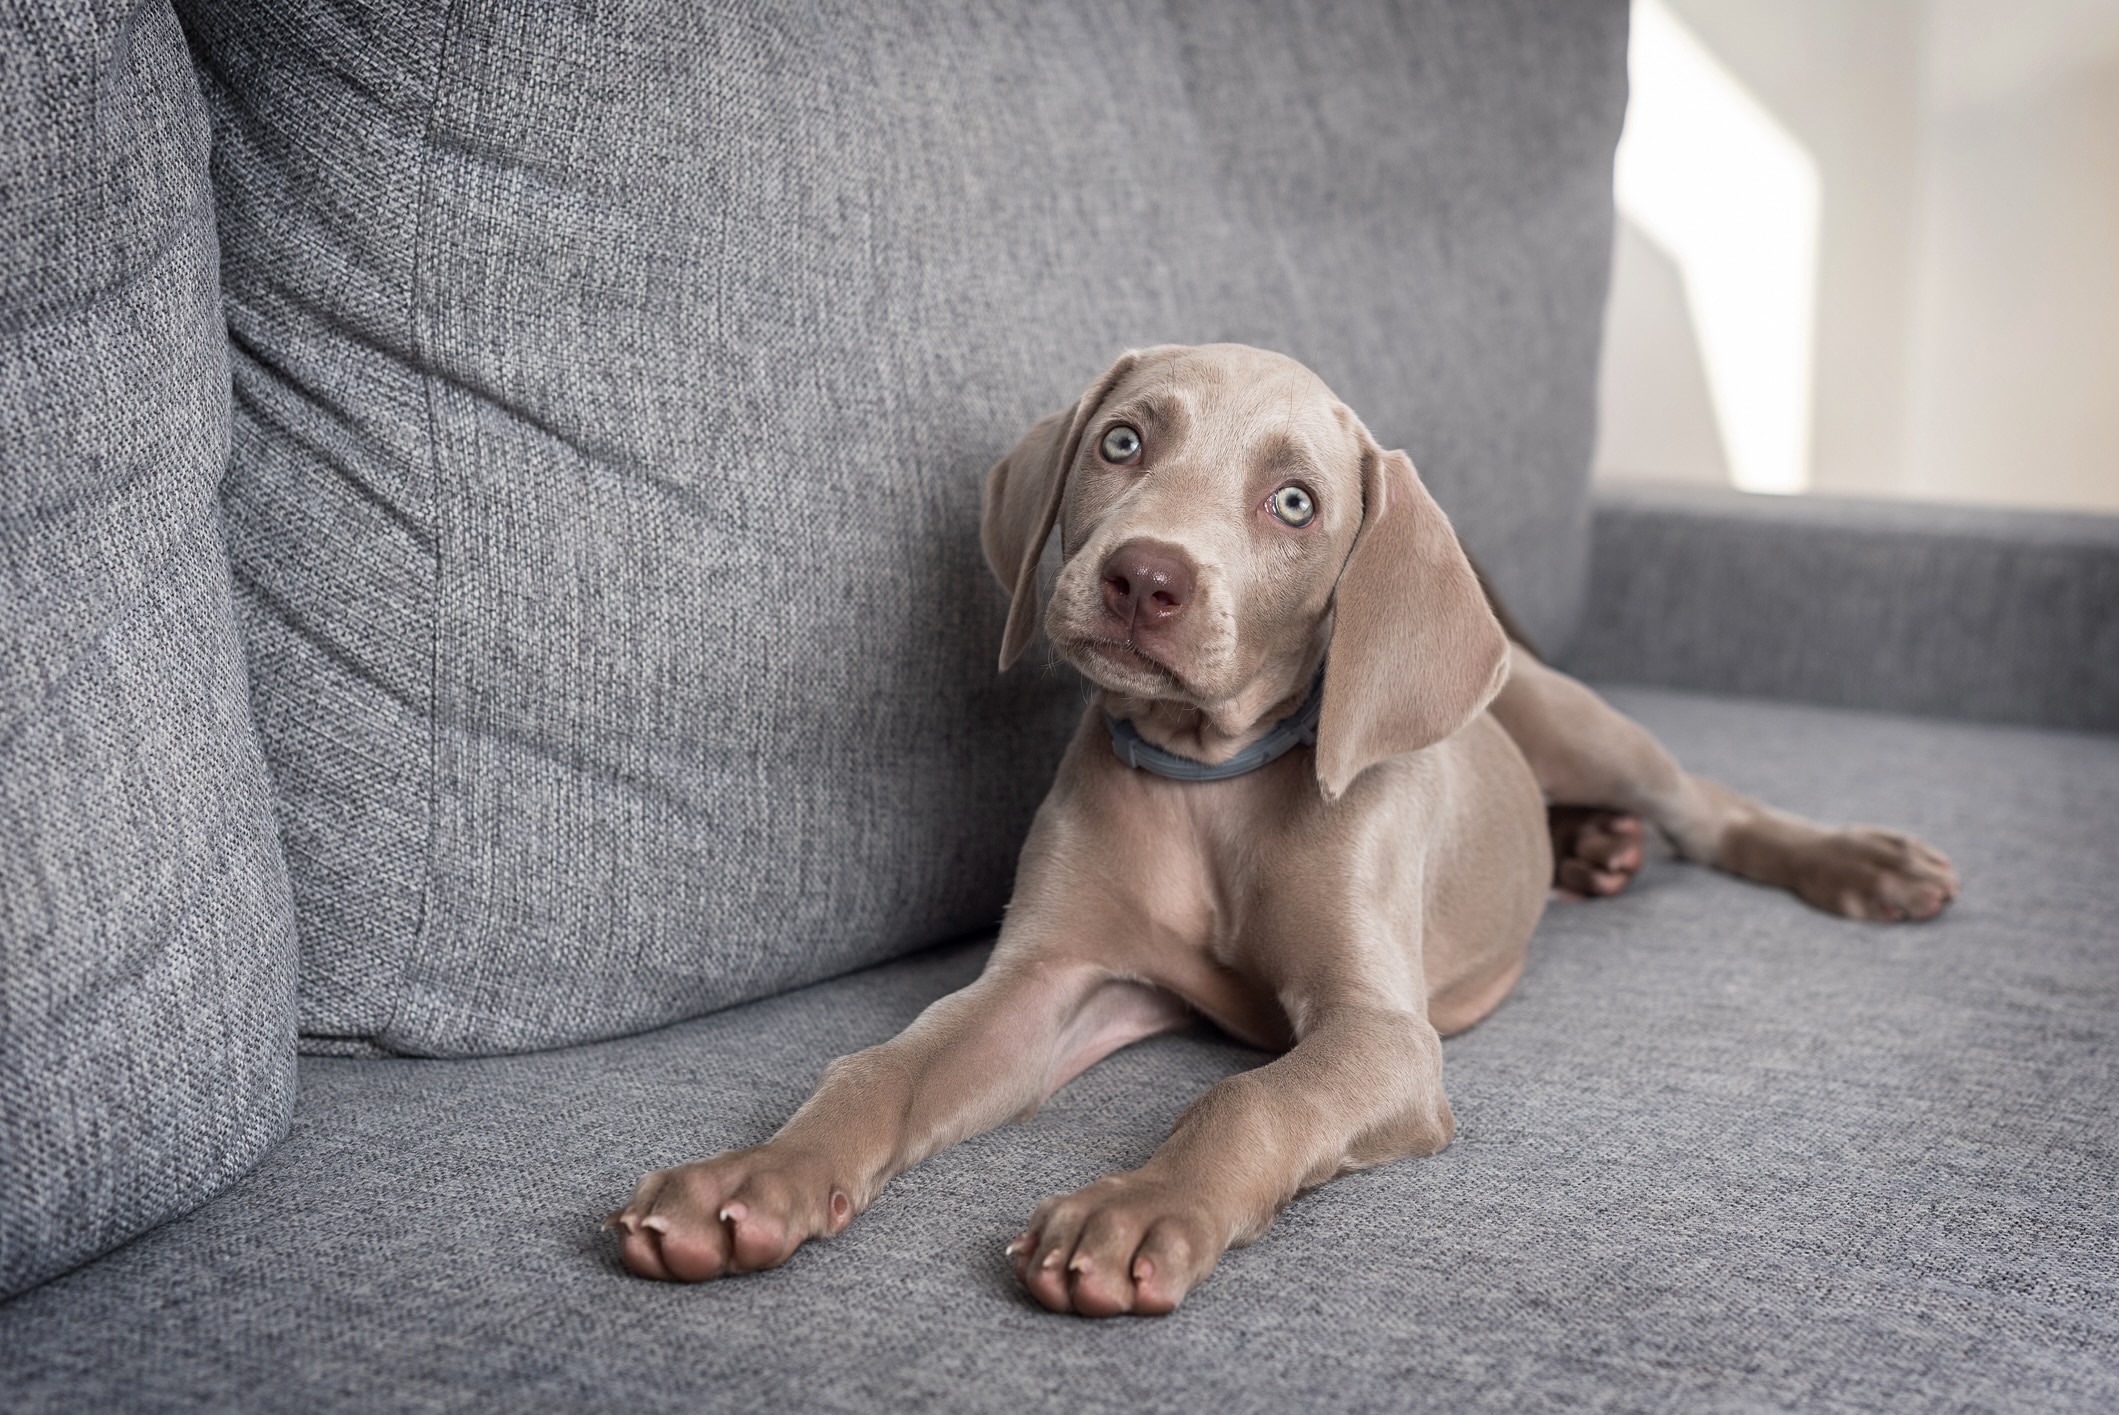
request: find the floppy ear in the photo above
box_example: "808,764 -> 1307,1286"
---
980,351 -> 1140,670
1314,446 -> 1510,799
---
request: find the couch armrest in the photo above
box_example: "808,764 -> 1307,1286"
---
1559,484 -> 2119,733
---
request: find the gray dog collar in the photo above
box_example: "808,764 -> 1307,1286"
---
1104,668 -> 1326,782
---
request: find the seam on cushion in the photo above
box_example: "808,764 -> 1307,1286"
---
1593,500 -> 2119,559
378,0 -> 462,1056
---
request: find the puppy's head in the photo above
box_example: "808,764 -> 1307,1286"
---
982,344 -> 1508,799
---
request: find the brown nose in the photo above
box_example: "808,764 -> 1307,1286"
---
1100,540 -> 1195,631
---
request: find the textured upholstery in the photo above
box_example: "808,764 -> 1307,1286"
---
179,0 -> 1629,1056
1568,484 -> 2119,733
0,2 -> 297,1297
2,690 -> 2112,1410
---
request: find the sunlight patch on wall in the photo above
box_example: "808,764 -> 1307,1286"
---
1615,0 -> 1822,494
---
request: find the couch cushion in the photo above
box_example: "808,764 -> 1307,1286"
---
1,689 -> 2110,1407
0,2 -> 297,1297
177,0 -> 1628,1056
1569,485 -> 2119,733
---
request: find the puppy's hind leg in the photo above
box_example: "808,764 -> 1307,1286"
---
1489,649 -> 1959,922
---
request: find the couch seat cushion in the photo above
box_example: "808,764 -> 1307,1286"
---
1,688 -> 2111,1409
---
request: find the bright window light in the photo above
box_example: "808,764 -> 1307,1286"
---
1615,0 -> 1821,494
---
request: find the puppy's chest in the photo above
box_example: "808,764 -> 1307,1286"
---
1095,780 -> 1332,1039
1102,809 -> 1230,960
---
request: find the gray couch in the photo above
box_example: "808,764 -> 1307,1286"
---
3,2 -> 2114,1410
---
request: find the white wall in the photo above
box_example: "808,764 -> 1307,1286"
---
1902,0 -> 2119,511
1594,0 -> 2119,514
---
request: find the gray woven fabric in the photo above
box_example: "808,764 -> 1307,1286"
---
1,689 -> 2111,1410
179,0 -> 1628,1056
0,2 -> 297,1296
1567,484 -> 2119,733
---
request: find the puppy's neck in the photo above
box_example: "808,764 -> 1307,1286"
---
1099,656 -> 1321,767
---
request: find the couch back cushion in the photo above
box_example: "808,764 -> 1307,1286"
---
182,0 -> 1627,1056
0,1 -> 297,1294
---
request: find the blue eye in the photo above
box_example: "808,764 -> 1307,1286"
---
1270,484 -> 1316,526
1100,425 -> 1142,463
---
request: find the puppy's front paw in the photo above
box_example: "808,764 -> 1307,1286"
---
1794,826 -> 1960,922
606,1144 -> 854,1282
1009,1172 -> 1224,1317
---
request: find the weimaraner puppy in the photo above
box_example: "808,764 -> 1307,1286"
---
610,343 -> 1958,1315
